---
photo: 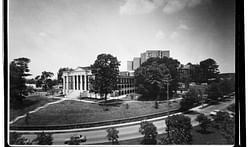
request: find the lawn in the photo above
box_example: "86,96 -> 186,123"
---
95,125 -> 230,145
10,96 -> 60,121
11,99 -> 180,126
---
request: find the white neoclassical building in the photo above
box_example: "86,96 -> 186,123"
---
62,67 -> 135,98
62,66 -> 95,98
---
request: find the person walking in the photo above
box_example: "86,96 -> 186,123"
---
25,112 -> 30,125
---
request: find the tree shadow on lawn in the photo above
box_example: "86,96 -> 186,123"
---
183,110 -> 201,114
196,129 -> 214,134
11,99 -> 40,110
98,99 -> 123,107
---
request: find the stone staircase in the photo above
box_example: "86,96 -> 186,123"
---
66,91 -> 81,98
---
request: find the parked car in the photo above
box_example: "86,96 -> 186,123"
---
64,135 -> 87,144
210,110 -> 221,116
227,111 -> 235,118
223,95 -> 230,99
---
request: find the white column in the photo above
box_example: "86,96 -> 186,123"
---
65,76 -> 68,94
72,75 -> 75,90
84,74 -> 87,91
63,76 -> 65,93
77,75 -> 80,90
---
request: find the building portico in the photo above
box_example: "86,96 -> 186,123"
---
62,67 -> 92,98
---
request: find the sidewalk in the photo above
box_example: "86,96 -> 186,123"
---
9,98 -> 65,125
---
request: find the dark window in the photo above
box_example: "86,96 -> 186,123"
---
64,76 -> 67,89
82,75 -> 85,90
78,75 -> 81,90
75,75 -> 77,90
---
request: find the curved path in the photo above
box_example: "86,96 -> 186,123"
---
9,96 -> 99,125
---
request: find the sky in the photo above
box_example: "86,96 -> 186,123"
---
9,0 -> 235,78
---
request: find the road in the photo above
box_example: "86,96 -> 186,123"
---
20,97 -> 234,145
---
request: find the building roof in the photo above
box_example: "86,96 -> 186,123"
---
77,66 -> 91,70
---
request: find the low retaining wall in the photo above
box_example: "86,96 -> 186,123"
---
10,109 -> 180,131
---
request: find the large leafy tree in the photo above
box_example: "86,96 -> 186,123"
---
206,82 -> 222,103
90,54 -> 120,100
9,132 -> 32,145
135,57 -> 180,100
180,89 -> 200,111
35,71 -> 54,91
212,111 -> 235,144
57,67 -> 73,84
199,58 -> 219,83
196,113 -> 211,133
139,121 -> 158,145
161,114 -> 192,144
219,79 -> 235,96
106,127 -> 119,144
10,58 -> 31,105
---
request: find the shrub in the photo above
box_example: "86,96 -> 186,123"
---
106,127 -> 119,144
154,101 -> 159,109
139,121 -> 158,145
33,132 -> 53,145
196,113 -> 211,133
125,103 -> 129,109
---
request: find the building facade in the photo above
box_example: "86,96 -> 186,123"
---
128,50 -> 170,71
133,57 -> 141,70
62,67 -> 135,98
127,61 -> 133,71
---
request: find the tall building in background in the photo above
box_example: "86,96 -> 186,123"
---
127,61 -> 133,71
133,57 -> 141,70
141,50 -> 170,64
140,53 -> 146,64
127,50 -> 170,71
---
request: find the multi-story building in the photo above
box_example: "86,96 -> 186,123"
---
177,64 -> 191,81
140,53 -> 146,64
62,67 -> 135,98
128,50 -> 170,70
133,57 -> 141,70
127,61 -> 133,71
141,50 -> 170,64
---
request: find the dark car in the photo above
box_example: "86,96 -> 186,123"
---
64,135 -> 87,144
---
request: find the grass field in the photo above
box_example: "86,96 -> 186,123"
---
11,99 -> 180,126
10,96 -> 60,121
95,125 -> 230,145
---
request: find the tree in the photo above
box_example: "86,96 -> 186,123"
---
212,111 -> 235,144
67,137 -> 80,145
33,132 -> 53,145
196,113 -> 211,133
154,101 -> 159,109
10,58 -> 31,106
219,79 -> 235,96
180,89 -> 200,111
135,57 -> 180,100
57,67 -> 73,84
9,132 -> 32,145
35,71 -> 54,91
139,121 -> 158,144
206,82 -> 222,103
161,114 -> 192,144
90,54 -> 120,101
199,58 -> 219,83
106,127 -> 119,144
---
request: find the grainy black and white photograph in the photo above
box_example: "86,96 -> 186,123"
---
8,0 -> 236,145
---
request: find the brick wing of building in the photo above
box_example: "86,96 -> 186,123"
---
62,67 -> 135,98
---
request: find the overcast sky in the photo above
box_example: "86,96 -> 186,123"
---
9,0 -> 235,78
